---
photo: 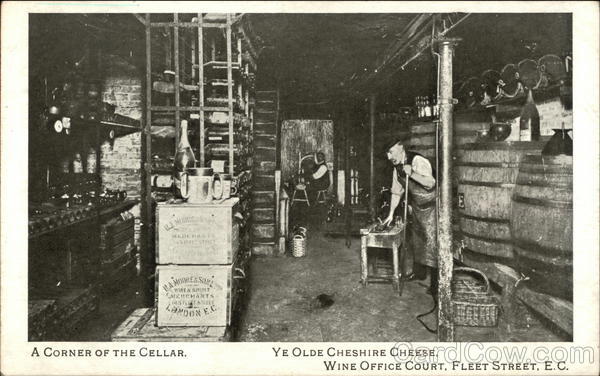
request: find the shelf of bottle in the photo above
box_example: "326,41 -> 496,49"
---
149,105 -> 248,113
148,21 -> 228,29
456,83 -> 568,115
151,74 -> 254,91
29,199 -> 139,240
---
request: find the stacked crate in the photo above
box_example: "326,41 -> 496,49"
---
154,198 -> 249,329
99,216 -> 136,290
251,90 -> 278,255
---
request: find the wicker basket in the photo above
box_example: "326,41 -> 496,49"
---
452,267 -> 500,327
291,234 -> 306,257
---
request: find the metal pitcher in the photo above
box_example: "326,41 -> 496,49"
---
181,167 -> 219,204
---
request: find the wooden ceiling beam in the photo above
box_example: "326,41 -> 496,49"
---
133,13 -> 147,26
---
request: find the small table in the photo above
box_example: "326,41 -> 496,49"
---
360,223 -> 406,295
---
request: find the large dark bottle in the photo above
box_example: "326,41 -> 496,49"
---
519,89 -> 541,141
173,120 -> 196,195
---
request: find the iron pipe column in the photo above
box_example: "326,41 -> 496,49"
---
369,94 -> 376,219
437,38 -> 460,342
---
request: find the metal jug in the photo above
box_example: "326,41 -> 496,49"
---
181,167 -> 216,204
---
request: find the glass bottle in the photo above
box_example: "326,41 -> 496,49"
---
519,89 -> 541,141
174,120 -> 196,193
424,97 -> 431,119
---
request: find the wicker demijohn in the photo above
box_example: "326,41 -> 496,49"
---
292,234 -> 306,257
452,267 -> 500,327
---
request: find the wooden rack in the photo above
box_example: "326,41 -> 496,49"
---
140,13 -> 256,304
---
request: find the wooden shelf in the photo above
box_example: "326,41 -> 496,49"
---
74,118 -> 141,139
98,199 -> 140,217
201,60 -> 241,70
455,83 -> 568,116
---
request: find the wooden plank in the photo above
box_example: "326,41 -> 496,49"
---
252,223 -> 275,239
198,13 -> 205,166
149,22 -> 226,29
369,94 -> 376,220
133,13 -> 146,26
227,14 -> 234,175
141,14 -> 154,306
173,13 -> 181,150
516,288 -> 573,335
112,308 -> 230,342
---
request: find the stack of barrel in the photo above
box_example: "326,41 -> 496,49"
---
456,141 -> 573,301
408,111 -> 491,166
408,111 -> 491,232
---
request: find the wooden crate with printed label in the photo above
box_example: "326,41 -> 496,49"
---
154,252 -> 248,327
156,198 -> 240,265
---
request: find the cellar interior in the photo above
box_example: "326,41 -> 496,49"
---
28,12 -> 574,342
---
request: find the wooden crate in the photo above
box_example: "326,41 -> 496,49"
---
112,308 -> 230,342
156,198 -> 240,265
29,300 -> 57,341
29,287 -> 99,341
155,259 -> 245,327
100,218 -> 134,249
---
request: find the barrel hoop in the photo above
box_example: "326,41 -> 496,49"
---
522,155 -> 573,165
512,195 -> 573,209
408,145 -> 468,152
518,165 -> 573,174
513,239 -> 572,258
461,141 -> 545,151
411,121 -> 439,127
458,180 -> 515,188
460,230 -> 512,245
408,145 -> 435,150
459,212 -> 510,224
515,178 -> 572,188
410,130 -> 480,137
514,250 -> 573,269
410,131 -> 436,137
461,248 -> 514,266
457,162 -> 520,168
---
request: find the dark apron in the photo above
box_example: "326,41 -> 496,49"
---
397,165 -> 438,269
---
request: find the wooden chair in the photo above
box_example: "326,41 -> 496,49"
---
291,183 -> 310,206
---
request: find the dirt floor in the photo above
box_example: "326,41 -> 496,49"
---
73,204 -> 567,342
235,203 -> 566,342
236,229 -> 565,342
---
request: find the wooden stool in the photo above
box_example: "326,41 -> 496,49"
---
291,184 -> 310,206
315,189 -> 327,204
360,224 -> 406,296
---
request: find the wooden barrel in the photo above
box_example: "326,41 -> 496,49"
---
511,154 -> 572,300
457,142 -> 544,264
408,121 -> 437,161
408,114 -> 491,163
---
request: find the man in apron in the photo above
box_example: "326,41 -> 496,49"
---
304,152 -> 331,202
382,140 -> 437,293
